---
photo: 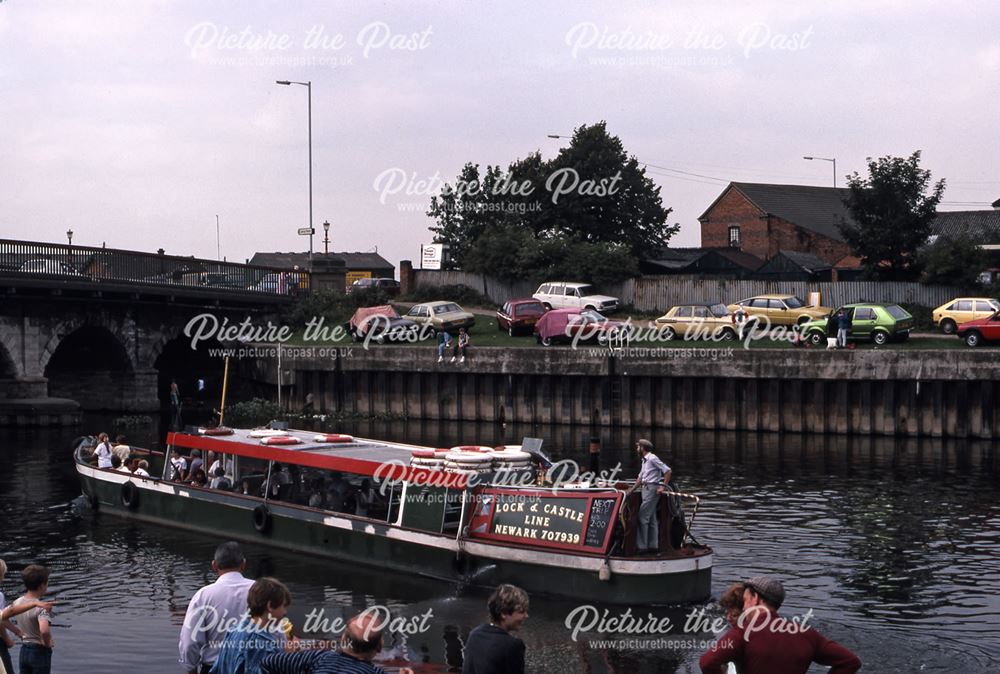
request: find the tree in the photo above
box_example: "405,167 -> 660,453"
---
427,122 -> 674,282
919,234 -> 989,289
838,151 -> 946,281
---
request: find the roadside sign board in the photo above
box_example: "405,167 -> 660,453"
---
297,227 -> 314,236
421,243 -> 443,270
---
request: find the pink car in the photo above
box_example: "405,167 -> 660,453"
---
533,308 -> 626,346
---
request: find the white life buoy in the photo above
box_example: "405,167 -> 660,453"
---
260,436 -> 302,446
250,429 -> 289,438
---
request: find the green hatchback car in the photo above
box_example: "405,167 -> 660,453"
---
800,303 -> 914,346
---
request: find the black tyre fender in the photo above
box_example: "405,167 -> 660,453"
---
120,481 -> 139,510
252,504 -> 272,533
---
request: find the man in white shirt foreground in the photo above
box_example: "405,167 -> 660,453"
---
178,542 -> 254,674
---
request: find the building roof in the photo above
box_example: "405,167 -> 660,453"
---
699,182 -> 857,242
643,247 -> 763,273
931,209 -> 1000,245
773,250 -> 832,272
249,251 -> 393,272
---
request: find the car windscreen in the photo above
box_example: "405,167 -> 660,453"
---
436,303 -> 461,314
885,305 -> 909,319
709,303 -> 729,317
784,296 -> 804,309
580,310 -> 606,322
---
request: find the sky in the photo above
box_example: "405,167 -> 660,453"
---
1,1 -> 998,272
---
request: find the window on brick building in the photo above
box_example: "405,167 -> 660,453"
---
728,225 -> 741,248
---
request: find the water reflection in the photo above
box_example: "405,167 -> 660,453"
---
0,416 -> 998,672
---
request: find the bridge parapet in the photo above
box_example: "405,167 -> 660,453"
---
0,238 -> 309,297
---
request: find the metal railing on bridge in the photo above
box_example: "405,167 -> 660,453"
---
0,239 -> 308,296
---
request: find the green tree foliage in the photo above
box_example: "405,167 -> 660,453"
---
919,234 -> 990,290
427,122 -> 673,284
838,151 -> 946,281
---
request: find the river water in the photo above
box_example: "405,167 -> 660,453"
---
1,415 -> 998,673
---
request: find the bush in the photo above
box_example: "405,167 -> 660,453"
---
401,284 -> 492,307
281,288 -> 396,329
899,303 -> 933,331
223,398 -> 283,427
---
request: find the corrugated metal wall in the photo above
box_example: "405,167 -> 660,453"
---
413,271 -> 963,311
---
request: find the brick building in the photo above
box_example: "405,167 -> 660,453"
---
698,182 -> 856,266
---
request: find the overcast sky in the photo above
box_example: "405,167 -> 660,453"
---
1,1 -> 998,272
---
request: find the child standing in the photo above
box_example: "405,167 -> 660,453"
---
12,564 -> 54,674
211,577 -> 291,674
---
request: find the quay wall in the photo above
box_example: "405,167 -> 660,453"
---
248,347 -> 1000,439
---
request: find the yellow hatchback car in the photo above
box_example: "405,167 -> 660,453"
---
932,297 -> 1000,334
726,294 -> 832,327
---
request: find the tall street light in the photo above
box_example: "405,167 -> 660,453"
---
322,220 -> 331,254
276,79 -> 314,265
803,156 -> 837,187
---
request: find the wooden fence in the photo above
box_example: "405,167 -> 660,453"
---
412,271 -> 964,311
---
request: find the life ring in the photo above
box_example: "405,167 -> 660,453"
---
450,445 -> 494,454
120,481 -> 139,510
200,427 -> 235,436
252,504 -> 272,533
249,429 -> 289,438
260,436 -> 302,446
444,452 -> 495,465
410,449 -> 438,458
313,434 -> 353,443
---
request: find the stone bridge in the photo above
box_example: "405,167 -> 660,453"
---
0,241 -> 294,423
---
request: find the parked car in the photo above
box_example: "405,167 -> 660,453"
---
956,309 -> 1000,347
800,303 -> 914,346
249,272 -> 304,295
404,301 -> 476,333
496,298 -> 547,336
348,277 -> 401,295
347,305 -> 418,343
932,297 -> 1000,334
532,282 -> 619,313
727,294 -> 832,327
533,308 -> 626,346
19,259 -> 83,276
654,302 -> 736,340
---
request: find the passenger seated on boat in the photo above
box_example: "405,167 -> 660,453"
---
210,466 -> 232,490
134,460 -> 151,478
112,435 -> 131,465
116,455 -> 133,474
354,479 -> 373,517
189,469 -> 208,487
188,450 -> 204,481
262,464 -> 293,500
324,473 -> 348,512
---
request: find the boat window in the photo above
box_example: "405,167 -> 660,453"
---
235,456 -> 270,496
442,489 -> 464,533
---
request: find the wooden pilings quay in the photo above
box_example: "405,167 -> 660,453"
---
247,346 -> 1000,439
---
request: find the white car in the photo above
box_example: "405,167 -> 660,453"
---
19,259 -> 83,276
532,282 -> 619,313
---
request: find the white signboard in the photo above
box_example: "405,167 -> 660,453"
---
421,243 -> 443,270
297,227 -> 315,236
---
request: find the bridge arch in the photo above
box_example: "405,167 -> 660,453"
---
43,325 -> 135,409
152,330 -> 227,409
0,339 -> 16,379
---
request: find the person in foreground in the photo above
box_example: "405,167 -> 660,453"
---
11,565 -> 56,674
179,542 -> 256,674
260,610 -> 398,674
211,577 -> 291,674
462,584 -> 529,674
699,575 -> 862,674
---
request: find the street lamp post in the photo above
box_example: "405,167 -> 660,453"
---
276,79 -> 314,265
803,156 -> 837,187
322,220 -> 331,254
66,229 -> 73,266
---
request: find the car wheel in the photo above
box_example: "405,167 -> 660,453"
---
965,331 -> 981,347
375,335 -> 385,345
585,305 -> 596,312
540,336 -> 552,347
719,328 -> 736,341
543,303 -> 552,311
661,326 -> 676,341
808,330 -> 825,346
872,330 -> 888,346
507,326 -> 515,337
941,319 -> 957,335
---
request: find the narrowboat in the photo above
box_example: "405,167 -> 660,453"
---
74,427 -> 712,604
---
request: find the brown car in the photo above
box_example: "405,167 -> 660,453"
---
497,299 -> 547,336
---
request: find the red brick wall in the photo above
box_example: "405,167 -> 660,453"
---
700,188 -> 850,265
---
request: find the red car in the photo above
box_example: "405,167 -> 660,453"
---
496,298 -> 547,336
533,308 -> 627,346
957,310 -> 1000,347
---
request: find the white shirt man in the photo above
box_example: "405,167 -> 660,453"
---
178,542 -> 254,674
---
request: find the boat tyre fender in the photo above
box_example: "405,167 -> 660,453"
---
253,504 -> 272,534
120,481 -> 139,510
